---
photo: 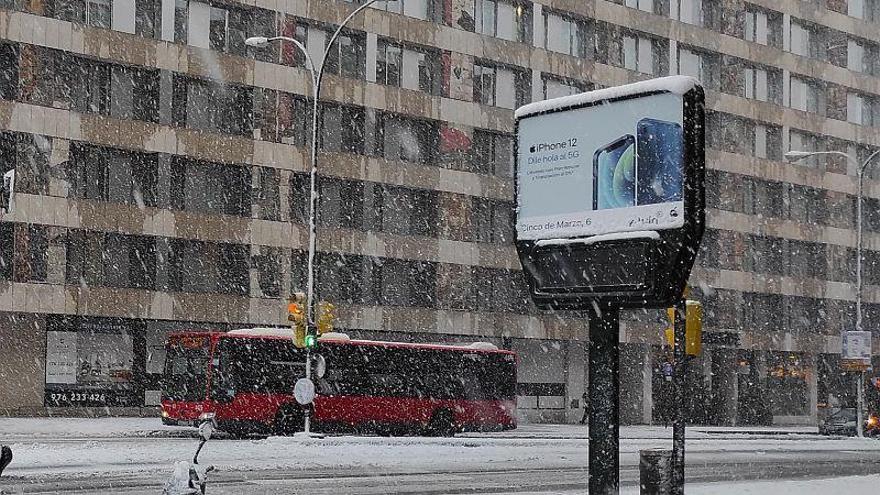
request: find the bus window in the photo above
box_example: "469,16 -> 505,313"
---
215,338 -> 305,396
163,336 -> 211,402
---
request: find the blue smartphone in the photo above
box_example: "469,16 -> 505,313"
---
636,118 -> 683,205
593,135 -> 636,210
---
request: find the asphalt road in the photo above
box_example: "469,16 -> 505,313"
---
6,446 -> 880,494
3,423 -> 880,494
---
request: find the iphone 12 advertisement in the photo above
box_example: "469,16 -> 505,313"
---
517,91 -> 687,240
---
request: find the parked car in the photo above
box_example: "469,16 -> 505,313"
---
819,408 -> 880,436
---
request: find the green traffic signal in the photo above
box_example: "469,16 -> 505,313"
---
304,333 -> 317,348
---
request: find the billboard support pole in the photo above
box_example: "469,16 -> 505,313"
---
588,304 -> 619,495
671,297 -> 686,494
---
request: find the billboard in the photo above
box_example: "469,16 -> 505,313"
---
514,76 -> 705,308
517,89 -> 686,240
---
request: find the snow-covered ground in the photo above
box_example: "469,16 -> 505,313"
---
621,474 -> 880,495
1,418 -> 879,493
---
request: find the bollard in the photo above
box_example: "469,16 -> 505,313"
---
640,448 -> 672,495
0,445 -> 11,477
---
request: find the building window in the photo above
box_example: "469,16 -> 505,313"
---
788,76 -> 822,113
376,40 -> 440,94
848,92 -> 880,126
543,10 -> 588,58
257,167 -> 280,221
376,113 -> 438,164
169,157 -> 251,216
172,76 -> 253,135
542,75 -> 589,100
677,47 -> 719,89
675,0 -> 702,25
0,43 -> 18,101
788,20 -> 817,57
319,102 -> 366,154
472,62 -> 529,109
326,30 -> 366,79
168,239 -> 249,295
370,0 -> 434,21
624,0 -> 654,13
66,231 -> 156,290
472,130 -> 513,176
743,6 -> 781,48
68,143 -> 158,207
474,0 -> 529,42
788,129 -> 823,168
623,33 -> 664,75
255,247 -> 281,298
86,0 -> 111,28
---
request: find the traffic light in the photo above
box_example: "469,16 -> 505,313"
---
288,293 -> 306,348
317,301 -> 336,335
665,300 -> 702,356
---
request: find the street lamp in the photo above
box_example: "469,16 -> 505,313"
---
247,0 -> 394,436
785,148 -> 880,437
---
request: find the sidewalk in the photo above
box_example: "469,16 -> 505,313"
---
0,417 -> 820,441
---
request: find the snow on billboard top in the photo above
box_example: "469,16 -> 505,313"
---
514,76 -> 699,119
515,76 -> 700,241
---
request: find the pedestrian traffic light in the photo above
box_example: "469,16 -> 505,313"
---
317,301 -> 336,335
665,300 -> 702,356
288,293 -> 307,348
304,332 -> 317,349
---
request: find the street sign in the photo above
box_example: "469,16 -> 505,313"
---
514,76 -> 705,309
294,378 -> 316,405
843,331 -> 872,362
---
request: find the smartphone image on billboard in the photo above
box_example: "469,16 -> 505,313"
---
593,135 -> 636,210
636,118 -> 683,206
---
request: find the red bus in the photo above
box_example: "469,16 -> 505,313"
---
160,328 -> 517,437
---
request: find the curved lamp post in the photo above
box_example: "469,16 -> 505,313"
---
246,0 -> 395,436
785,148 -> 880,437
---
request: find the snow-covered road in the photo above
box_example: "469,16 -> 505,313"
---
1,419 -> 880,493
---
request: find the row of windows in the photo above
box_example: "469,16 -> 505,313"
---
0,131 -> 515,244
0,223 -> 530,312
5,220 -> 880,326
706,168 -> 880,232
0,44 -> 517,174
6,1 -> 880,120
698,228 -> 861,284
700,287 -> 880,337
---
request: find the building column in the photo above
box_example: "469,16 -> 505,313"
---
620,343 -> 651,425
711,348 -> 738,426
565,340 -> 586,424
807,353 -> 819,422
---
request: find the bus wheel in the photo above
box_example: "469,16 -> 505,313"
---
274,406 -> 303,436
426,409 -> 455,437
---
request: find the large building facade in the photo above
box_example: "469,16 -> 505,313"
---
0,0 -> 878,425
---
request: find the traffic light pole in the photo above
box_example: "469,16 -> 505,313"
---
588,304 -> 619,495
304,344 -> 312,435
671,297 -> 687,494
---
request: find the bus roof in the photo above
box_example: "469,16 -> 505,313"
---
168,328 -> 516,356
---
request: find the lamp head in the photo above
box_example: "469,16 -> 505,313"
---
245,36 -> 270,48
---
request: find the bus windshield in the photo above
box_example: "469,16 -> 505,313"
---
163,335 -> 212,402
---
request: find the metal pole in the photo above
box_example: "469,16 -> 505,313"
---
304,348 -> 312,434
857,371 -> 865,438
588,304 -> 619,495
671,298 -> 686,494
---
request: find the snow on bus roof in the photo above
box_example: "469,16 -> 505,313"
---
221,328 -> 512,354
514,75 -> 700,119
226,327 -> 293,339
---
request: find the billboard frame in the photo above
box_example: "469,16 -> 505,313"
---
513,76 -> 706,309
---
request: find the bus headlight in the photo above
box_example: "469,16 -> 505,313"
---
868,415 -> 879,428
161,409 -> 169,418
